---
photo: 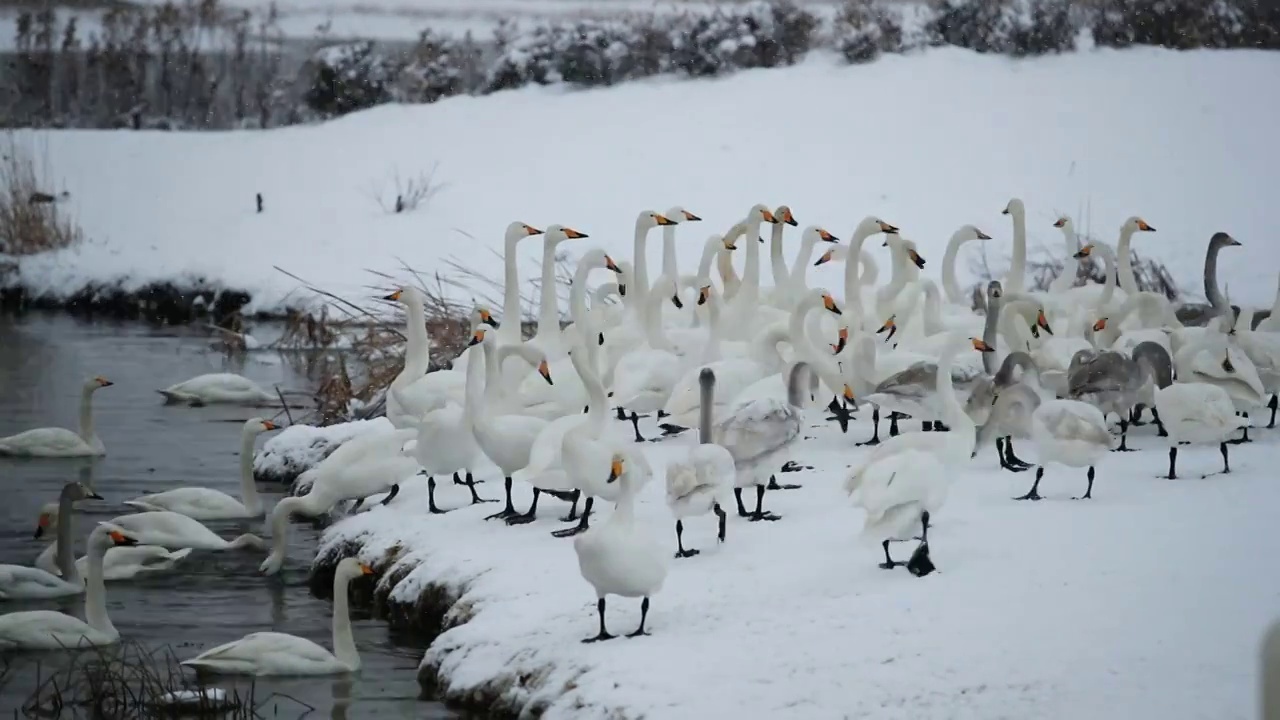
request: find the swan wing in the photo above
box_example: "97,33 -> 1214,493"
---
0,610 -> 113,650
0,566 -> 81,599
182,632 -> 342,675
0,427 -> 94,456
124,488 -> 247,519
714,398 -> 801,466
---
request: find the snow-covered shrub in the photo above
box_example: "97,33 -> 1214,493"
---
1003,0 -> 1077,56
486,24 -> 562,91
669,1 -> 818,77
301,40 -> 398,118
397,30 -> 484,104
552,20 -> 643,86
833,0 -> 905,63
923,0 -> 1076,55
1091,0 -> 1251,49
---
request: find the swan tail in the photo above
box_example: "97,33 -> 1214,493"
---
227,533 -> 266,551
157,390 -> 188,404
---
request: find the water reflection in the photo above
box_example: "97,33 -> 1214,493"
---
0,313 -> 454,718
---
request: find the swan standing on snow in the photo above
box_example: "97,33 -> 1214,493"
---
0,525 -> 141,649
1004,393 -> 1113,501
158,373 -> 276,406
182,557 -> 373,675
1156,333 -> 1251,479
0,481 -> 103,600
574,454 -> 667,643
717,361 -> 812,522
0,376 -> 113,457
122,418 -> 279,519
664,368 -> 734,558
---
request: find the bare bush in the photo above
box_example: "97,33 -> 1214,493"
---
0,135 -> 81,256
369,164 -> 445,215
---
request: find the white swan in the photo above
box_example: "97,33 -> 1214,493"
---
382,286 -> 433,428
991,386 -> 1114,502
574,453 -> 667,642
159,373 -> 275,406
102,511 -> 265,552
0,481 -> 102,600
1001,198 -> 1028,294
526,224 -> 593,364
122,418 -> 278,519
0,525 -> 141,649
609,272 -> 688,440
0,376 -> 112,457
182,557 -> 373,675
448,221 -> 544,377
1156,332 -> 1252,479
664,368 -> 734,559
35,540 -> 191,583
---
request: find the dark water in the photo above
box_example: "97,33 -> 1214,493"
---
0,313 -> 454,718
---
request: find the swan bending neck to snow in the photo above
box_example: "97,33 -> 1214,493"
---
574,454 -> 668,643
122,418 -> 278,519
664,368 -> 734,558
182,558 -> 374,675
0,376 -> 113,457
0,525 -> 141,649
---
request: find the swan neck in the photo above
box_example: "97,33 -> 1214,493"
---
1005,211 -> 1027,293
400,294 -> 430,378
741,219 -> 762,302
1116,226 -> 1139,296
936,345 -> 975,454
265,497 -> 297,572
632,222 -> 651,304
940,231 -> 965,305
536,239 -> 563,336
55,493 -> 79,585
78,386 -> 96,445
465,341 -> 487,425
332,571 -> 360,669
84,536 -> 114,637
698,375 -> 715,444
661,225 -> 678,280
982,295 -> 1002,375
642,283 -> 675,352
788,232 -> 819,291
843,225 -> 872,324
502,235 -> 524,341
239,428 -> 262,515
1204,240 -> 1226,310
769,221 -> 788,287
572,349 -> 607,426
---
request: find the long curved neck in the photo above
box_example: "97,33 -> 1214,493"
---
501,234 -> 524,342
78,386 -> 96,444
935,345 -> 975,453
1048,226 -> 1079,294
940,230 -> 967,305
1204,241 -> 1227,310
265,496 -> 301,572
843,226 -> 876,327
1005,211 -> 1027,294
661,224 -> 678,280
83,536 -> 114,636
768,220 -> 788,288
698,376 -> 715,444
55,493 -> 79,585
332,572 -> 360,668
982,296 -> 1002,374
789,233 -> 820,290
633,221 -> 652,306
697,239 -> 721,281
536,238 -> 564,336
569,261 -> 595,340
921,281 -> 945,336
642,283 -> 675,352
1116,226 -> 1139,296
464,341 -> 487,426
397,293 -> 430,384
739,218 -> 763,305
994,351 -> 1037,385
1091,243 -> 1119,310
238,428 -> 263,515
572,350 -> 607,427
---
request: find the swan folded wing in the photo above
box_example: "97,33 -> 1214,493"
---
1040,406 -> 1111,447
183,632 -> 340,674
1067,353 -> 1130,394
714,400 -> 801,466
855,451 -> 946,526
125,488 -> 243,516
0,567 -> 78,598
0,611 -> 106,649
0,428 -> 89,455
873,362 -> 937,398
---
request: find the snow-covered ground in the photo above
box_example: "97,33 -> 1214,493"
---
253,416 -> 393,483
12,47 -> 1280,316
314,409 -> 1279,718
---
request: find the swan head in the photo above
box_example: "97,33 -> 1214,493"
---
246,417 -> 279,436
1053,216 -> 1074,232
505,221 -> 544,241
1002,198 -> 1025,217
1036,309 -> 1053,335
537,359 -> 553,385
1122,216 -> 1156,233
467,328 -> 488,347
36,483 -> 103,538
877,315 -> 897,343
545,224 -> 590,242
89,524 -> 140,552
987,280 -> 1003,300
1210,231 -> 1241,249
697,285 -> 712,306
88,376 -> 114,390
842,383 -> 856,402
820,292 -> 843,315
335,557 -> 376,582
970,337 -> 995,353
710,233 -> 738,252
638,210 -> 677,229
473,306 -> 500,329
602,254 -> 622,274
883,236 -> 927,269
666,206 -> 702,224
1093,317 -> 1108,331
814,247 -> 837,267
775,205 -> 798,227
856,216 -> 898,238
607,455 -> 625,484
834,326 -> 849,354
959,224 -> 992,241
748,204 -> 779,225
1073,243 -> 1094,259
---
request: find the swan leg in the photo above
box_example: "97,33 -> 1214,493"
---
1151,408 -> 1168,437
826,397 -> 852,433
1229,413 -> 1253,444
1166,446 -> 1178,480
504,489 -> 540,525
734,487 -> 749,517
453,470 -> 484,486
767,473 -> 801,491
380,483 -> 400,506
625,597 -> 652,638
551,497 -> 593,538
615,407 -> 627,421
582,597 -> 615,643
1268,395 -> 1278,429
629,412 -> 646,443
1013,466 -> 1045,501
1072,466 -> 1095,500
426,477 -> 448,515
888,412 -> 901,437
1219,441 -> 1231,475
1003,437 -> 1033,470
714,503 -> 727,543
906,540 -> 936,577
1130,405 -> 1147,426
674,519 -> 699,558
933,421 -> 950,432
748,484 -> 781,522
878,539 -> 902,569
484,477 -> 518,521
659,423 -> 689,436
857,407 -> 882,446
1114,419 -> 1137,451
463,472 -> 493,504
350,497 -> 365,513
922,420 -> 933,432
560,490 -> 581,522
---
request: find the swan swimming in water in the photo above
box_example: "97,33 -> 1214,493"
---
0,377 -> 113,457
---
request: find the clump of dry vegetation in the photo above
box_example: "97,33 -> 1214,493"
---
13,639 -> 314,719
370,164 -> 446,214
0,135 -> 81,256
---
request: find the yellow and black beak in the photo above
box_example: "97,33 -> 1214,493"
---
563,227 -> 589,239
878,220 -> 899,234
834,327 -> 848,354
782,209 -> 798,227
818,228 -> 839,243
671,293 -> 684,310
814,249 -> 835,267
761,209 -> 779,224
822,294 -> 842,315
1073,244 -> 1094,259
607,457 -> 624,483
524,224 -> 544,236
908,249 -> 926,269
1136,219 -> 1156,232
682,210 -> 702,222
96,377 -> 114,387
360,563 -> 375,575
262,420 -> 278,431
382,289 -> 403,301
1037,309 -> 1053,335
971,338 -> 995,353
1053,217 -> 1068,228
877,316 -> 897,343
479,310 -> 500,328
604,255 -> 621,273
1222,353 -> 1235,373
655,213 -> 677,227
1002,206 -> 1011,216
538,359 -> 553,385
842,384 -> 855,401
697,286 -> 711,306
1093,318 -> 1108,332
467,329 -> 485,347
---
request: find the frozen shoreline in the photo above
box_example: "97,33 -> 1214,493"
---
305,411 -> 1280,719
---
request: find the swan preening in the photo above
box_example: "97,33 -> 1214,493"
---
6,200 -> 1276,663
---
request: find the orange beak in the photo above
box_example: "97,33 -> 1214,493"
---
563,227 -> 589,239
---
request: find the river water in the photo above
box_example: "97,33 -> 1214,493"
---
0,313 -> 456,718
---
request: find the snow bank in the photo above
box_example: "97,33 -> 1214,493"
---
14,48 -> 1280,314
314,413 -> 1280,719
252,417 -> 394,484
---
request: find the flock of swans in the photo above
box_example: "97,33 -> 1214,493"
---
1,199 -> 1276,666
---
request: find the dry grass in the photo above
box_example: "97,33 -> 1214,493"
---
369,165 -> 446,215
0,134 -> 82,256
12,638 -> 314,719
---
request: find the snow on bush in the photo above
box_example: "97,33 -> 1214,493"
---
923,0 -> 1079,56
1090,0 -> 1256,50
833,0 -> 906,64
252,416 -> 394,484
